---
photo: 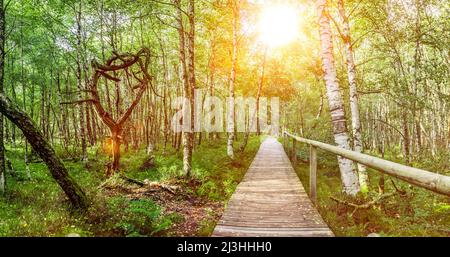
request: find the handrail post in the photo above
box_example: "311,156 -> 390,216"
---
309,145 -> 317,205
292,137 -> 297,166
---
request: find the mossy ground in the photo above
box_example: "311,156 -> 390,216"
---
287,141 -> 450,237
3,135 -> 447,237
0,135 -> 262,236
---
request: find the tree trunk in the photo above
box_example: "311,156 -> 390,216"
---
337,0 -> 368,192
402,110 -> 410,164
9,55 -> 15,146
317,0 -> 360,195
227,0 -> 239,159
110,128 -> 121,175
256,47 -> 267,136
240,47 -> 266,152
187,0 -> 196,173
0,94 -> 87,209
20,16 -> 31,179
84,93 -> 94,146
174,0 -> 192,176
75,3 -> 88,162
0,2 -> 5,193
238,107 -> 251,153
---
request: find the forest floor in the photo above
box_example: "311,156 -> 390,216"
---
291,143 -> 450,237
0,135 -> 263,236
2,135 -> 448,237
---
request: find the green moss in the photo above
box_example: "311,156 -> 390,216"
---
291,144 -> 450,237
0,135 -> 262,236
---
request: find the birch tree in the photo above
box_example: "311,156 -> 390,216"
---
74,2 -> 88,163
187,0 -> 196,175
227,0 -> 239,159
174,0 -> 192,176
337,0 -> 368,192
316,0 -> 360,195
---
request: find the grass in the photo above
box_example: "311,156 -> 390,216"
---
3,135 -> 447,237
0,134 -> 262,237
124,135 -> 263,201
287,141 -> 450,237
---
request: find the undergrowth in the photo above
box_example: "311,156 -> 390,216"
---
289,141 -> 450,237
0,135 -> 262,236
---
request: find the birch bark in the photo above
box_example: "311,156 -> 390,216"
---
317,0 -> 360,195
227,0 -> 240,159
337,0 -> 368,192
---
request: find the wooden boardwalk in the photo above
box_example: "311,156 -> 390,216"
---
213,137 -> 333,237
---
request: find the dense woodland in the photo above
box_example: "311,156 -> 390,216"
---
0,0 -> 448,236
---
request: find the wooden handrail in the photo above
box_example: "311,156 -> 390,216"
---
283,131 -> 450,197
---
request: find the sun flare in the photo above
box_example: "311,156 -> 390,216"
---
258,5 -> 299,47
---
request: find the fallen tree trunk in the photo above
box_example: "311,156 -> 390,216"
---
0,94 -> 88,209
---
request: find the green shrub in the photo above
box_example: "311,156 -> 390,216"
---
114,199 -> 171,236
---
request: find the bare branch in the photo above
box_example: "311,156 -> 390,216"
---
98,70 -> 121,82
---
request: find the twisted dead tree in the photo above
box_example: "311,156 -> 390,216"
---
88,48 -> 154,175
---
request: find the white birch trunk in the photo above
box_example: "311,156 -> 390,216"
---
227,0 -> 239,159
317,0 -> 360,195
338,0 -> 368,192
75,3 -> 88,163
174,0 -> 192,176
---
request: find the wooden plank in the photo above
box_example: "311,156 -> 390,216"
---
213,226 -> 333,237
212,137 -> 333,237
